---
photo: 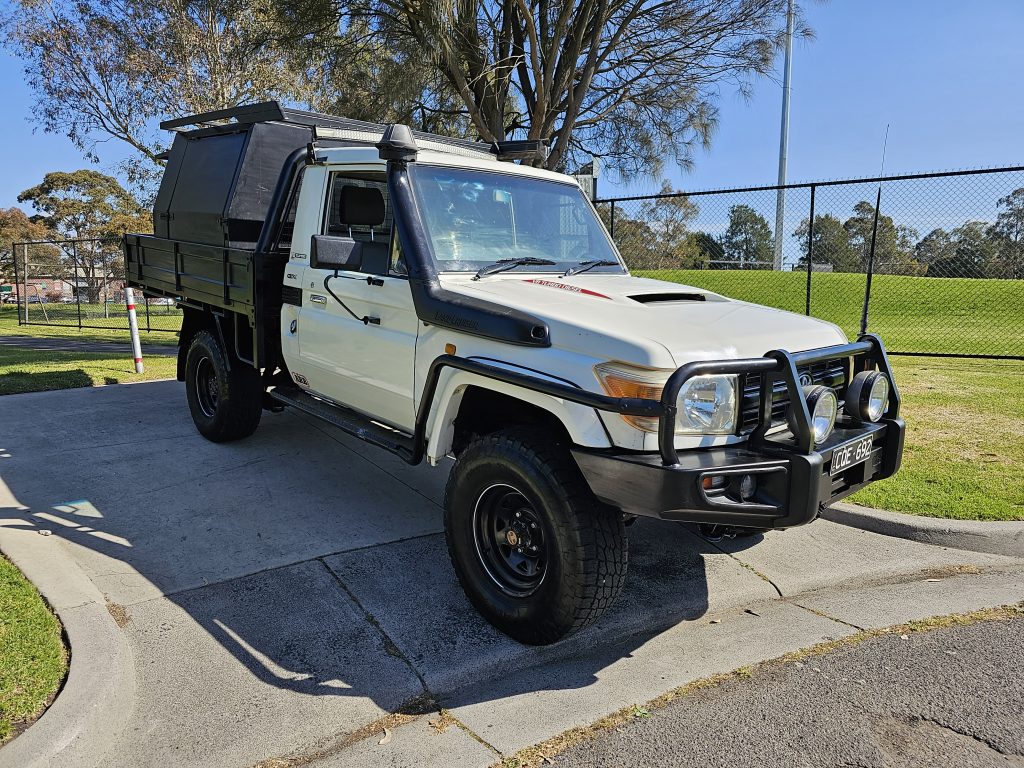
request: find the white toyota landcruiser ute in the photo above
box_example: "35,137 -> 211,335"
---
126,102 -> 905,644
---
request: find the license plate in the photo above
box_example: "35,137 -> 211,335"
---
830,434 -> 875,475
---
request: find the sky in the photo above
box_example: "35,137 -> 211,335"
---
598,0 -> 1024,198
1,0 -> 1023,210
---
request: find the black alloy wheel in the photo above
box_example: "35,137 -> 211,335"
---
184,329 -> 264,442
444,427 -> 628,645
472,483 -> 549,597
193,355 -> 220,418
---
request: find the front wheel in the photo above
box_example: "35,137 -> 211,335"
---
444,428 -> 627,645
184,329 -> 263,442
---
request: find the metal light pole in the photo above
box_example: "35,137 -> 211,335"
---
773,0 -> 795,271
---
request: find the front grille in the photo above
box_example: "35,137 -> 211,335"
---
739,358 -> 847,433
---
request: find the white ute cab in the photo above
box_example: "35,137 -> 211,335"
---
126,103 -> 905,644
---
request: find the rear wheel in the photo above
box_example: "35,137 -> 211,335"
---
444,427 -> 627,645
184,329 -> 263,442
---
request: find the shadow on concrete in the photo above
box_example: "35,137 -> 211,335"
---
0,380 -> 726,716
0,335 -> 177,356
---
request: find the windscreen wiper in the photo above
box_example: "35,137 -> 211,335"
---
563,259 -> 619,277
473,257 -> 556,280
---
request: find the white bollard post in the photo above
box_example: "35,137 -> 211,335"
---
125,286 -> 145,374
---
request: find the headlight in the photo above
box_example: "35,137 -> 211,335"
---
801,385 -> 838,444
676,375 -> 738,434
844,371 -> 890,422
594,363 -> 737,435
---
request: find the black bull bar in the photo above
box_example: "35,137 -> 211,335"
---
413,333 -> 901,467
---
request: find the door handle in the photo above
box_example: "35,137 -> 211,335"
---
310,294 -> 327,305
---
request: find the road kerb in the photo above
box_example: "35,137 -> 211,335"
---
0,515 -> 135,768
823,502 -> 1024,558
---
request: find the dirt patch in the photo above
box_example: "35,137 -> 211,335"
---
249,693 -> 439,768
915,564 -> 982,580
105,601 -> 131,628
428,710 -> 458,734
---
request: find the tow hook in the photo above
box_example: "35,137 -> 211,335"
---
698,523 -> 767,542
699,523 -> 736,542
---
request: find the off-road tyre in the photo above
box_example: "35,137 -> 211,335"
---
184,329 -> 263,442
444,427 -> 628,645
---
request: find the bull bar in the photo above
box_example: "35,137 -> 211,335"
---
415,333 -> 901,466
412,334 -> 904,528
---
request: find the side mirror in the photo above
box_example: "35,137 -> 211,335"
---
311,235 -> 362,271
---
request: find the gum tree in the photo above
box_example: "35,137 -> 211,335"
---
18,171 -> 150,304
0,208 -> 55,286
793,214 -> 857,272
2,0 -> 309,190
989,187 -> 1024,278
274,0 -> 809,177
721,204 -> 773,269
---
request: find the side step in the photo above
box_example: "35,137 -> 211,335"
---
269,385 -> 415,462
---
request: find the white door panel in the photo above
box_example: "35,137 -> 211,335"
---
298,270 -> 418,431
284,164 -> 418,431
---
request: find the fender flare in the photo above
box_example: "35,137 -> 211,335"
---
176,307 -> 206,380
423,363 -> 612,464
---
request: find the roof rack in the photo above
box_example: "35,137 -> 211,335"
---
160,101 -> 287,131
160,100 -> 492,158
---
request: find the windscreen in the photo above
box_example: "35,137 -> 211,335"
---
409,165 -> 625,274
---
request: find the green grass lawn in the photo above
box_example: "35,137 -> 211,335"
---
639,269 -> 1024,519
0,303 -> 179,346
0,555 -> 68,745
0,345 -> 177,395
640,269 -> 1024,358
849,357 -> 1024,521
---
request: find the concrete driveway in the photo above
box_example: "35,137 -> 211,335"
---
1,380 -> 1022,768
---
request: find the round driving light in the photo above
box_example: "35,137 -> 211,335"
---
845,371 -> 890,423
866,374 -> 889,421
804,385 -> 838,444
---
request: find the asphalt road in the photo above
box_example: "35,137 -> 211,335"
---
552,613 -> 1024,768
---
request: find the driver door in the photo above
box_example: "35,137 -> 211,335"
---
296,172 -> 419,432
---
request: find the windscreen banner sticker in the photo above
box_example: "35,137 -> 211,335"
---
524,279 -> 611,300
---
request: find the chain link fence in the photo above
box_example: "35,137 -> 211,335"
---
5,167 -> 1024,358
4,238 -> 182,334
597,166 -> 1024,359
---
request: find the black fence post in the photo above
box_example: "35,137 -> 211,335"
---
805,185 -> 815,316
860,186 -> 883,336
12,240 -> 21,325
609,200 -> 616,239
22,242 -> 29,325
73,240 -> 83,330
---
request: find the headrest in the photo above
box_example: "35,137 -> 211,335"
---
339,185 -> 386,227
